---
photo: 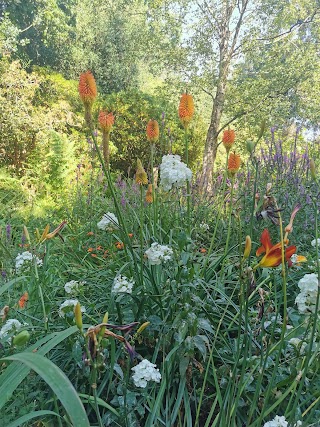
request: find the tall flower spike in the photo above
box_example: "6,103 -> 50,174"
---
146,184 -> 153,203
135,159 -> 148,185
78,71 -> 97,105
146,120 -> 159,143
222,129 -> 235,151
99,111 -> 114,133
228,152 -> 241,175
178,93 -> 194,128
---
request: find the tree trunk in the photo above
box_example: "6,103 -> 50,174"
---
199,59 -> 229,191
199,1 -> 250,192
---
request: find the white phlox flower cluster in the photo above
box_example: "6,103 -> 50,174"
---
15,251 -> 43,272
159,154 -> 192,191
59,299 -> 86,317
145,242 -> 173,265
112,275 -> 134,294
97,212 -> 119,230
295,273 -> 319,314
64,280 -> 85,294
199,222 -> 210,231
263,415 -> 288,427
263,417 -> 302,427
131,359 -> 161,388
311,238 -> 320,247
0,319 -> 26,340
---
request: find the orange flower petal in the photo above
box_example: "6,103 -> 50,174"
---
99,110 -> 114,132
178,93 -> 194,128
227,152 -> 241,174
146,120 -> 159,143
222,129 -> 235,151
78,71 -> 97,105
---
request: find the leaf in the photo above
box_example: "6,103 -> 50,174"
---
0,325 -> 81,410
198,318 -> 214,334
0,276 -> 26,296
193,335 -> 209,360
6,410 -> 60,427
78,393 -> 120,417
1,353 -> 90,427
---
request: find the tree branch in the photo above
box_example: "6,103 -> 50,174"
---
201,87 -> 214,100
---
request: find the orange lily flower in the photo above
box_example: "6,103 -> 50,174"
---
255,229 -> 296,268
18,292 -> 29,309
40,221 -> 67,242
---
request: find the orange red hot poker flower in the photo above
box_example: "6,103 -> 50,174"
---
146,120 -> 159,143
78,71 -> 97,105
228,152 -> 241,175
222,129 -> 235,151
178,93 -> 194,128
98,111 -> 114,133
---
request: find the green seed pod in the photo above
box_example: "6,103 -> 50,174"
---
246,140 -> 255,154
310,159 -> 317,181
13,330 -> 30,346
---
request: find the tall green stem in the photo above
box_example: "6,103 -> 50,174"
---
201,153 -> 229,277
289,193 -> 320,424
140,185 -> 144,289
184,128 -> 191,236
150,143 -> 157,235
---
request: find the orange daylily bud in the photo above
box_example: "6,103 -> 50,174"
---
243,236 -> 251,259
145,184 -> 153,203
74,302 -> 83,332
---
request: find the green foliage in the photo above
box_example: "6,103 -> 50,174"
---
99,89 -> 206,174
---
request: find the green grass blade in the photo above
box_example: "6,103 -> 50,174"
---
0,276 -> 26,296
6,410 -> 60,427
78,393 -> 120,417
0,325 -> 80,410
1,352 -> 90,427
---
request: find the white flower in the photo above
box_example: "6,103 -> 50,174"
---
295,273 -> 319,314
64,280 -> 85,294
0,319 -> 25,340
97,212 -> 119,230
263,415 -> 288,427
288,338 -> 307,354
59,299 -> 86,317
159,154 -> 192,191
15,251 -> 43,272
112,275 -> 134,294
311,238 -> 320,247
131,359 -> 161,388
199,223 -> 210,231
145,242 -> 173,265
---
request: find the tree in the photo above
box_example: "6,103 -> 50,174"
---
147,0 -> 320,189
